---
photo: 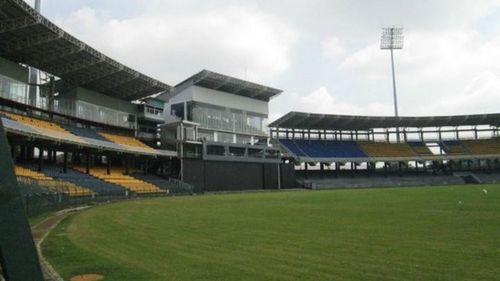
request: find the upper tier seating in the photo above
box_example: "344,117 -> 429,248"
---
279,139 -> 307,156
441,140 -> 468,154
281,139 -> 367,158
99,132 -> 154,151
65,126 -> 109,141
462,138 -> 500,155
74,166 -> 165,194
358,141 -> 417,158
3,111 -> 69,134
407,141 -> 433,156
15,165 -> 94,197
2,111 -> 84,143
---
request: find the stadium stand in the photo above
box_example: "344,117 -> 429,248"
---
279,139 -> 307,156
441,140 -> 468,154
462,138 -> 500,155
74,166 -> 165,195
130,173 -> 194,194
39,164 -> 127,196
15,166 -> 94,197
280,139 -> 367,158
358,141 -> 417,158
99,132 -> 156,151
300,174 -> 465,189
64,126 -> 109,142
3,112 -> 70,134
408,141 -> 434,156
1,111 -> 86,144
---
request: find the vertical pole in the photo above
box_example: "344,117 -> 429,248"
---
38,147 -> 43,172
86,153 -> 90,174
107,155 -> 111,175
390,48 -> 399,117
63,151 -> 68,174
125,156 -> 130,175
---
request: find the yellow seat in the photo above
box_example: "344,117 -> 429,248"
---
99,132 -> 155,151
358,141 -> 417,158
15,166 -> 94,197
462,138 -> 500,155
74,166 -> 165,195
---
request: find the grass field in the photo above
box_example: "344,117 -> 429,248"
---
43,185 -> 500,281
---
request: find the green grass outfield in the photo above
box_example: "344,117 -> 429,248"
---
43,185 -> 500,281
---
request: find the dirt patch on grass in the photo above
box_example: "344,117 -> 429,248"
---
70,274 -> 105,281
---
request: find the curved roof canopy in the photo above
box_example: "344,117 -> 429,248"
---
269,111 -> 500,130
174,70 -> 282,102
0,0 -> 170,101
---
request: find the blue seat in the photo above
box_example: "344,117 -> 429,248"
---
64,126 -> 108,141
25,163 -> 126,196
280,139 -> 367,158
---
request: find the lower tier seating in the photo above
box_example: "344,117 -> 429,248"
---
38,164 -> 127,196
74,166 -> 165,195
358,141 -> 416,157
15,165 -> 94,197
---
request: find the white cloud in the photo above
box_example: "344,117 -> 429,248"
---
269,86 -> 393,121
322,37 -> 344,59
55,4 -> 299,85
337,28 -> 500,116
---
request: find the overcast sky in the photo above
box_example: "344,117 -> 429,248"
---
26,0 -> 500,121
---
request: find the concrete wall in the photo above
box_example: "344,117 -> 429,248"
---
182,159 -> 297,192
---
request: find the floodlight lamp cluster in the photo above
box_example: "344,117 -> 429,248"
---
380,27 -> 404,50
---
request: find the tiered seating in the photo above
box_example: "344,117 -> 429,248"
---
441,140 -> 468,154
100,132 -> 154,151
74,166 -> 165,194
15,165 -> 94,197
408,141 -> 433,156
2,111 -> 84,144
40,164 -> 126,196
462,138 -> 500,155
3,111 -> 70,134
65,126 -> 109,141
358,141 -> 416,157
279,139 -> 306,156
281,140 -> 367,158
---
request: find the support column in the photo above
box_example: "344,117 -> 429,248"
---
107,155 -> 111,175
86,153 -> 90,174
125,156 -> 130,175
63,151 -> 68,174
38,147 -> 44,172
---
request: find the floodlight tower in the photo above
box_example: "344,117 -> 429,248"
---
380,27 -> 404,117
